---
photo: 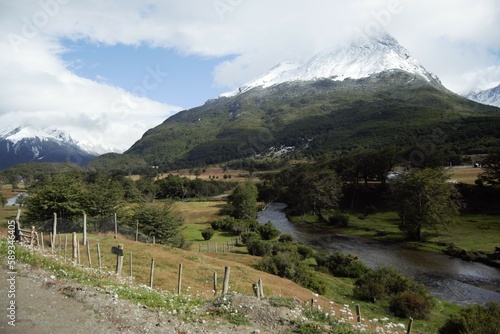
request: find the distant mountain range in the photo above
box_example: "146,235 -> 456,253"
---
3,33 -> 500,172
0,126 -> 98,170
89,33 -> 500,172
466,83 -> 500,108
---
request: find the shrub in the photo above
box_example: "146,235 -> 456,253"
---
316,252 -> 368,278
353,267 -> 404,301
257,221 -> 281,240
258,252 -> 325,294
389,290 -> 433,319
240,231 -> 260,245
278,234 -> 294,243
246,238 -> 273,256
438,302 -> 500,334
201,228 -> 215,241
328,212 -> 350,227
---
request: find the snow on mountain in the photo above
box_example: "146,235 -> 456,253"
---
466,83 -> 500,108
222,33 -> 438,97
0,125 -> 118,155
0,125 -> 101,170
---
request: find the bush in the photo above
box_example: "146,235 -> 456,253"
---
278,234 -> 294,243
316,252 -> 368,278
258,252 -> 325,294
257,221 -> 280,240
201,228 -> 215,241
246,238 -> 273,256
354,267 -> 433,318
328,212 -> 350,227
240,231 -> 260,245
389,290 -> 433,319
438,302 -> 500,334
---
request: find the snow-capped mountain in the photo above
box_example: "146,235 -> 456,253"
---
466,83 -> 500,108
222,33 -> 439,97
0,126 -> 99,170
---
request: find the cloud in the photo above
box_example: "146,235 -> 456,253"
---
0,0 -> 499,152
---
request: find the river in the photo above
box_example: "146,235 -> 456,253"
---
258,203 -> 500,306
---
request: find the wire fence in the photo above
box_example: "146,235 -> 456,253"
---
35,215 -> 152,243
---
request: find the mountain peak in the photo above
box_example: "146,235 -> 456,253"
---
466,83 -> 500,108
223,33 -> 438,96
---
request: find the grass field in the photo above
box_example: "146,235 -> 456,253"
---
448,166 -> 482,184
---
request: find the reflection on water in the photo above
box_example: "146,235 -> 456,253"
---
258,203 -> 500,305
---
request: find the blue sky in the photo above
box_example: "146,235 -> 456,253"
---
1,0 -> 499,152
61,40 -> 232,108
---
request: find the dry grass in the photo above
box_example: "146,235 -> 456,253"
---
448,166 -> 482,184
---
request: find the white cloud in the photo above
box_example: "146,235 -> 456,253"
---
1,0 -> 499,152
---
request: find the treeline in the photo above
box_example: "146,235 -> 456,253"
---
9,169 -> 235,248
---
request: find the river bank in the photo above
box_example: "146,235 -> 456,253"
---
258,203 -> 500,306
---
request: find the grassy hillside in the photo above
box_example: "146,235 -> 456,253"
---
111,71 -> 500,171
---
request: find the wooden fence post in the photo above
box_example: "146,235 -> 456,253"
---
135,220 -> 139,242
50,232 -> 53,254
64,235 -> 67,262
129,252 -> 133,278
177,263 -> 183,295
258,279 -> 264,298
77,239 -> 81,265
41,232 -> 44,251
355,304 -> 362,324
86,241 -> 91,267
58,233 -> 61,254
213,272 -> 218,296
407,317 -> 413,334
114,213 -> 117,239
149,258 -> 155,289
115,244 -> 123,275
72,232 -> 77,264
52,212 -> 57,247
222,266 -> 230,295
97,244 -> 102,272
82,213 -> 87,245
30,226 -> 35,246
15,209 -> 21,242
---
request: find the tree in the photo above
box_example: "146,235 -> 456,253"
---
132,203 -> 184,246
393,168 -> 462,241
15,193 -> 28,208
478,150 -> 500,186
303,169 -> 343,223
82,174 -> 124,217
228,181 -> 258,219
25,174 -> 85,223
0,195 -> 7,208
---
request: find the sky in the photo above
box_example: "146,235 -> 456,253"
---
1,0 -> 499,152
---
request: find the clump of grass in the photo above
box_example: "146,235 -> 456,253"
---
209,294 -> 250,326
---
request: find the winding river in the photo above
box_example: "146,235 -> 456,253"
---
258,203 -> 500,306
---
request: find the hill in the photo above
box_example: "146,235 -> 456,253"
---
91,70 -> 500,171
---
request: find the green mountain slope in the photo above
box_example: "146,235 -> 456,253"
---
91,71 -> 500,171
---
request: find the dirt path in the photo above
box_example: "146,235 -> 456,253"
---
0,266 -> 119,334
0,263 -> 305,334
